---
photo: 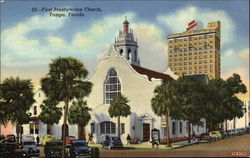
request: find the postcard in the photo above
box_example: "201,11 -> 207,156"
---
0,0 -> 249,157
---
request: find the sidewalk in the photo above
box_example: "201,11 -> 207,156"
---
88,139 -> 199,150
171,139 -> 199,149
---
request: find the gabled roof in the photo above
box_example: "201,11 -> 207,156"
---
131,64 -> 173,82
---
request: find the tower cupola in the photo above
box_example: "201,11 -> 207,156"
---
123,17 -> 129,33
114,17 -> 140,66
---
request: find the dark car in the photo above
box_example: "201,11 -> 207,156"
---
5,134 -> 16,142
246,127 -> 250,134
69,140 -> 92,158
101,136 -> 123,149
200,133 -> 212,142
44,141 -> 64,158
0,142 -> 29,158
219,131 -> 227,139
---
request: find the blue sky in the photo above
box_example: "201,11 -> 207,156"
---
1,0 -> 249,99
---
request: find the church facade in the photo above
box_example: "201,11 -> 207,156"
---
21,19 -> 206,143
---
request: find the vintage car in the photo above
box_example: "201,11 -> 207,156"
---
209,131 -> 221,141
200,132 -> 212,142
66,136 -> 76,147
5,134 -> 16,142
0,142 -> 29,158
101,136 -> 123,149
21,141 -> 40,156
44,141 -> 64,158
69,140 -> 92,158
41,135 -> 56,146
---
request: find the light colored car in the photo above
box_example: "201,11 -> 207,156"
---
209,131 -> 222,140
41,135 -> 56,146
21,140 -> 40,156
22,135 -> 34,142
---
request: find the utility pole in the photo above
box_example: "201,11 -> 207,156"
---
245,101 -> 247,128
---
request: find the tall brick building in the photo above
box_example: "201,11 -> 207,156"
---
167,20 -> 221,79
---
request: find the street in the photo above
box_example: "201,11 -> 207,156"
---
100,134 -> 250,157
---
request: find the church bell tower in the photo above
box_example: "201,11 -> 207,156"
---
114,17 -> 140,66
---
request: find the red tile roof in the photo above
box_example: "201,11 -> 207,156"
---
131,64 -> 173,82
30,116 -> 39,121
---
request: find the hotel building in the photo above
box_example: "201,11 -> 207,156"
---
167,20 -> 221,79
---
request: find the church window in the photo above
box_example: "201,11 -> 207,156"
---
179,122 -> 182,134
127,49 -> 131,60
121,123 -> 125,134
35,123 -> 39,134
34,106 -> 37,115
105,69 -> 121,104
119,49 -> 123,55
172,121 -> 176,135
30,123 -> 34,134
100,121 -> 116,134
134,50 -> 137,61
91,123 -> 95,134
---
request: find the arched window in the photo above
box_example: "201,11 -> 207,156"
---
127,49 -> 131,60
134,50 -> 137,61
119,49 -> 123,55
100,121 -> 116,134
104,69 -> 121,104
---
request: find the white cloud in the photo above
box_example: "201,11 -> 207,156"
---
2,14 -> 68,62
157,6 -> 235,47
133,23 -> 168,72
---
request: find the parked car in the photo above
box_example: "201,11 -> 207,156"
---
5,134 -> 16,142
69,140 -> 92,158
232,129 -> 239,136
200,133 -> 211,142
219,131 -> 227,139
21,135 -> 34,142
44,141 -> 64,158
0,135 -> 5,142
101,136 -> 123,149
21,140 -> 39,156
66,136 -> 76,146
246,127 -> 250,134
227,130 -> 233,137
41,135 -> 56,146
209,131 -> 221,141
0,142 -> 29,158
237,128 -> 245,135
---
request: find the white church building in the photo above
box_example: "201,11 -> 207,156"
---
21,19 -> 206,143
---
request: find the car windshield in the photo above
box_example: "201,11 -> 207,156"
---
24,142 -> 35,145
72,142 -> 87,146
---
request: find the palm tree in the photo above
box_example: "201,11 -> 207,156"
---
39,98 -> 62,134
40,57 -> 92,157
151,82 -> 178,147
0,77 -> 35,143
68,99 -> 91,140
108,94 -> 131,138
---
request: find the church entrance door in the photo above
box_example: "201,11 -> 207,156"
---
143,123 -> 150,141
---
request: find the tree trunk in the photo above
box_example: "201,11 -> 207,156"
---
188,121 -> 191,143
165,113 -> 171,147
62,98 -> 69,158
16,121 -> 20,144
225,120 -> 228,131
77,124 -> 81,139
118,116 -> 120,138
